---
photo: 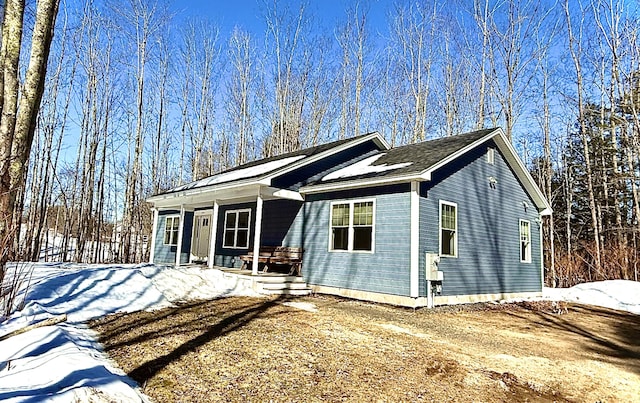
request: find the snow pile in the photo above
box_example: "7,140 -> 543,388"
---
0,263 -> 262,402
543,279 -> 640,315
322,153 -> 412,181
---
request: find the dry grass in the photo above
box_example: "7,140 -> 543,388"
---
90,295 -> 640,402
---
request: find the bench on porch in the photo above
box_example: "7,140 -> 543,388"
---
239,246 -> 303,276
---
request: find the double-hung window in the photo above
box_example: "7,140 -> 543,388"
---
223,209 -> 251,249
519,220 -> 531,263
330,200 -> 375,252
440,201 -> 457,257
164,216 -> 180,246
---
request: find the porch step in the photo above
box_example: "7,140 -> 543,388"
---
260,281 -> 310,291
257,275 -> 307,284
261,288 -> 312,296
254,276 -> 312,296
214,267 -> 311,297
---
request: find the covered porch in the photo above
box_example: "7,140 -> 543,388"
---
148,182 -> 305,277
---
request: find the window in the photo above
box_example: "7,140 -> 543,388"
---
164,216 -> 180,246
440,201 -> 457,257
520,220 -> 531,262
223,209 -> 251,249
330,200 -> 375,252
487,147 -> 495,165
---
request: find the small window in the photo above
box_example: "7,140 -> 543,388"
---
440,201 -> 457,257
330,200 -> 375,252
520,220 -> 531,262
223,209 -> 251,249
487,147 -> 495,164
164,216 -> 180,246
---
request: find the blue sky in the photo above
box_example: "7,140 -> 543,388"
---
175,0 -> 392,37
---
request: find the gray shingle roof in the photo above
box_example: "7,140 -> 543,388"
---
313,128 -> 498,185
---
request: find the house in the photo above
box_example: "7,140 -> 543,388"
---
147,128 -> 552,308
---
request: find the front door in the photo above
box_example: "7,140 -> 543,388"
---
191,214 -> 212,262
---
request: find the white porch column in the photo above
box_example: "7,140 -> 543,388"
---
410,181 -> 420,298
149,207 -> 159,263
251,191 -> 264,275
175,205 -> 186,266
208,200 -> 219,269
538,214 -> 544,290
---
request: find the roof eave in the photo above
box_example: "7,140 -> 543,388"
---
147,180 -> 264,206
300,174 -> 425,194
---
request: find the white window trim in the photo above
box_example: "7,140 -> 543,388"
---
223,208 -> 252,249
328,198 -> 376,254
439,200 -> 458,258
519,219 -> 532,263
487,147 -> 495,165
163,215 -> 180,246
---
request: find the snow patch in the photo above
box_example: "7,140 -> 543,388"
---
543,279 -> 640,315
378,323 -> 429,339
282,301 -> 317,312
171,155 -> 306,191
322,154 -> 412,181
0,263 -> 261,402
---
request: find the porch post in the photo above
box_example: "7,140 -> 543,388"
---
251,190 -> 264,275
175,205 -> 186,266
208,200 -> 219,269
149,207 -> 159,263
410,181 -> 420,298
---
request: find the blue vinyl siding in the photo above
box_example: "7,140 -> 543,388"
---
262,200 -> 304,247
153,210 -> 193,265
213,202 -> 255,268
303,185 -> 411,296
420,141 -> 542,297
211,200 -> 304,268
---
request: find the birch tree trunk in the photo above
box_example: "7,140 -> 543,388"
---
0,0 -> 60,270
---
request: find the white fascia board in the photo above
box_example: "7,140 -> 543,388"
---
491,130 -> 553,216
147,180 -> 261,202
300,174 -> 424,194
261,132 -> 390,183
148,182 -> 263,208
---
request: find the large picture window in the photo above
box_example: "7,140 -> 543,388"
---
223,209 -> 251,249
520,220 -> 531,263
330,200 -> 375,252
164,216 -> 180,246
440,201 -> 457,257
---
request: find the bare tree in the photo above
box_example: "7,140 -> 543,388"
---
262,0 -> 308,155
564,0 -> 602,275
336,1 -> 370,139
111,0 -> 169,263
226,27 -> 254,166
388,2 -> 438,143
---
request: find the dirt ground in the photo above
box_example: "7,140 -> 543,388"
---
90,295 -> 640,402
